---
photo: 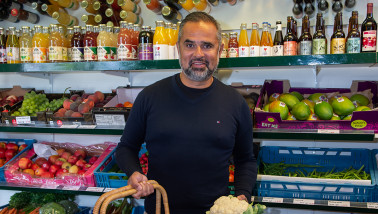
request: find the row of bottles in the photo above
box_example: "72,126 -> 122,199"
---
293,0 -> 357,19
0,0 -> 40,24
221,3 -> 377,58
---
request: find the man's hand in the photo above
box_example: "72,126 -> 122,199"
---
237,195 -> 247,202
128,171 -> 154,199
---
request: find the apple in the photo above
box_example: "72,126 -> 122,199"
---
48,155 -> 60,164
6,143 -> 18,151
35,157 -> 48,167
0,159 -> 5,167
55,168 -> 68,177
18,157 -> 32,169
34,167 -> 46,176
0,142 -> 5,149
41,161 -> 51,170
55,158 -> 66,167
73,149 -> 86,159
75,159 -> 87,168
88,156 -> 98,165
68,165 -> 79,174
56,148 -> 66,156
5,149 -> 17,161
83,164 -> 92,171
62,162 -> 72,170
61,151 -> 72,160
31,163 -> 39,171
0,148 -> 5,159
49,164 -> 60,175
18,144 -> 28,152
77,170 -> 86,175
23,169 -> 35,176
40,172 -> 54,178
67,155 -> 78,165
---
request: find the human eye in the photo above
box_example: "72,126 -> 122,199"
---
202,43 -> 214,49
185,43 -> 195,48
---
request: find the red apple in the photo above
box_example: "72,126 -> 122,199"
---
61,151 -> 72,160
40,172 -> 54,178
49,164 -> 60,175
67,155 -> 78,165
73,149 -> 86,159
0,142 -> 5,149
56,148 -> 66,156
34,167 -> 46,176
31,163 -> 39,171
88,156 -> 98,165
0,148 -> 5,159
55,168 -> 68,177
83,164 -> 92,171
68,165 -> 79,174
35,157 -> 48,167
5,149 -> 16,161
77,170 -> 86,175
75,159 -> 87,168
48,155 -> 60,164
18,157 -> 32,169
55,158 -> 66,167
41,161 -> 51,170
62,162 -> 72,170
0,159 -> 6,167
23,168 -> 35,176
6,143 -> 18,151
18,144 -> 28,152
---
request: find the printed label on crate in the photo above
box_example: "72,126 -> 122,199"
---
60,124 -> 79,129
15,116 -> 31,124
351,120 -> 367,129
328,201 -> 350,207
73,122 -> 82,126
41,184 -> 59,189
95,114 -> 126,126
293,199 -> 315,205
262,197 -> 283,203
367,202 -> 378,209
78,125 -> 96,129
317,129 -> 340,134
86,187 -> 105,192
104,188 -> 116,192
62,186 -> 81,191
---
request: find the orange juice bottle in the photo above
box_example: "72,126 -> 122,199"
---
117,21 -> 132,60
6,27 -> 20,64
193,0 -> 211,13
111,26 -> 118,60
49,24 -> 63,62
19,26 -> 33,63
260,22 -> 272,56
42,26 -> 50,60
153,20 -> 169,60
165,22 -> 174,59
249,23 -> 260,57
66,27 -> 73,61
221,32 -> 228,58
170,23 -> 177,59
238,23 -> 249,57
59,26 -> 68,61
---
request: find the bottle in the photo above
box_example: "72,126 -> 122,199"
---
164,0 -> 182,10
81,0 -> 96,14
173,23 -> 179,59
48,24 -> 63,62
304,0 -> 315,18
165,22 -> 174,59
317,0 -> 329,14
42,26 -> 50,61
84,25 -> 97,61
0,28 -> 7,63
0,7 -> 19,23
107,0 -> 122,12
312,13 -> 327,54
238,23 -> 249,57
292,2 -> 303,19
52,11 -> 78,27
94,14 -> 110,25
179,0 -> 195,12
298,15 -> 312,55
105,8 -> 121,26
272,21 -> 283,56
41,3 -> 66,17
260,22 -> 272,56
32,25 -> 48,63
227,0 -> 237,6
292,18 -> 298,39
53,0 -> 79,10
138,25 -> 154,60
10,8 -> 40,24
117,0 -> 141,14
153,20 -> 169,60
131,24 -> 140,60
58,26 -> 68,61
346,11 -> 360,53
31,2 -> 48,16
66,27 -> 73,61
143,0 -> 162,14
120,10 -> 140,24
283,17 -> 297,56
228,32 -> 238,58
2,0 -> 22,11
19,26 -> 33,63
98,25 -> 115,61
208,0 -> 219,6
117,21 -> 132,60
361,3 -> 377,52
268,23 -> 273,47
6,27 -> 20,64
193,0 -> 211,14
162,5 -> 182,24
220,33 -> 228,58
249,23 -> 260,57
71,26 -> 84,62
93,0 -> 108,14
82,14 -> 96,25
331,12 -> 345,54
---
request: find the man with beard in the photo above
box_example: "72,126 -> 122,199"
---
115,12 -> 257,214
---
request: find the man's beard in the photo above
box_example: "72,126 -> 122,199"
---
182,58 -> 218,82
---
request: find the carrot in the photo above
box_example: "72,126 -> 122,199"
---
0,207 -> 8,214
29,207 -> 40,214
7,208 -> 17,214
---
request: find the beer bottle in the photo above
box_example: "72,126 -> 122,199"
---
283,17 -> 297,56
298,15 -> 312,55
312,13 -> 327,55
330,12 -> 345,54
272,21 -> 283,56
346,11 -> 360,53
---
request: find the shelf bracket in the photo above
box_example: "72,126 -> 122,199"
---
312,65 -> 321,88
101,71 -> 131,86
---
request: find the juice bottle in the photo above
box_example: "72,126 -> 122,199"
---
82,14 -> 97,25
6,27 -> 20,64
179,0 -> 195,12
165,22 -> 174,59
53,0 -> 79,10
97,25 -> 113,61
49,24 -> 63,62
41,3 -> 66,17
132,24 -> 140,59
43,26 -> 50,61
84,25 -> 97,61
138,25 -> 153,60
120,10 -> 140,24
66,27 -> 73,61
144,0 -> 163,14
267,23 -> 273,47
112,26 -> 118,60
0,27 -> 7,63
174,22 -> 180,59
71,26 -> 84,62
169,23 -> 176,59
220,32 -> 228,58
81,0 -> 96,14
228,32 -> 238,57
52,11 -> 78,27
153,20 -> 169,60
193,0 -> 211,14
238,23 -> 249,57
118,21 -> 132,60
19,26 -> 33,63
260,22 -> 272,56
249,23 -> 260,57
59,26 -> 68,61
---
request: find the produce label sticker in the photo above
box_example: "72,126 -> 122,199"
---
328,201 -> 350,207
104,188 -> 116,192
62,186 -> 81,191
293,199 -> 315,205
351,120 -> 367,129
86,187 -> 105,192
16,116 -> 31,124
367,202 -> 378,209
318,129 -> 340,134
262,197 -> 283,203
60,124 -> 78,129
78,125 -> 96,129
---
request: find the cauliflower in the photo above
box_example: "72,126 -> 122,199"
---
206,195 -> 250,214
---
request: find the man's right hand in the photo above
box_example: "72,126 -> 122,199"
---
128,171 -> 154,199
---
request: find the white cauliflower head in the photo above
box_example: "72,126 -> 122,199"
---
207,195 -> 249,214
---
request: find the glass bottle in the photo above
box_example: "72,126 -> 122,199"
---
66,27 -> 73,61
0,7 -> 19,23
312,13 -> 327,54
107,0 -> 122,12
283,17 -> 298,56
165,22 -> 174,59
260,22 -> 272,56
48,25 -> 63,62
19,26 -> 33,63
268,23 -> 273,47
228,32 -> 238,58
31,2 -> 48,16
346,11 -> 360,53
162,5 -> 182,24
84,25 -> 97,61
71,26 -> 84,62
138,25 -> 154,60
105,8 -> 121,26
179,0 -> 195,12
164,0 -> 182,10
41,3 -> 65,17
94,14 -> 110,25
93,0 -> 108,14
249,23 -> 260,57
120,10 -> 140,24
0,28 -> 6,64
361,3 -> 377,52
153,20 -> 169,60
143,0 -> 162,14
131,24 -> 140,60
331,12 -> 346,54
81,0 -> 96,14
193,0 -> 211,14
58,26 -> 67,62
238,23 -> 249,57
272,21 -> 283,56
6,27 -> 20,64
117,0 -> 140,14
82,14 -> 96,25
32,25 -> 48,63
52,11 -> 78,27
298,15 -> 312,55
117,21 -> 132,60
220,32 -> 228,58
53,0 -> 79,10
97,25 -> 111,61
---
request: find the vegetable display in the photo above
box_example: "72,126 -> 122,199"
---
206,195 -> 266,214
106,197 -> 133,214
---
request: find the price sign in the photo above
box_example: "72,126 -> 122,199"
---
95,114 -> 126,126
328,201 -> 350,207
262,197 -> 283,203
62,186 -> 81,191
60,124 -> 78,129
367,202 -> 378,209
78,125 -> 96,129
86,187 -> 105,192
318,129 -> 340,134
104,188 -> 116,192
16,116 -> 31,124
293,199 -> 315,205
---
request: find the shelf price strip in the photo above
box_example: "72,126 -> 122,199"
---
262,197 -> 284,203
328,201 -> 350,207
317,129 -> 340,134
86,187 -> 105,192
367,202 -> 378,209
293,199 -> 315,205
104,188 -> 116,192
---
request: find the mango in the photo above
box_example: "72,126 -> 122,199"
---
279,93 -> 300,110
269,100 -> 289,120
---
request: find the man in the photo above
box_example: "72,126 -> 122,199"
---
115,12 -> 257,213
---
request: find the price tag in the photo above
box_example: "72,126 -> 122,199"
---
318,129 -> 340,134
62,186 -> 81,191
104,188 -> 116,192
262,197 -> 283,203
41,184 -> 59,189
367,202 -> 378,209
78,125 -> 96,129
86,187 -> 105,192
16,116 -> 31,124
293,199 -> 315,205
60,124 -> 78,129
95,114 -> 126,126
328,201 -> 350,207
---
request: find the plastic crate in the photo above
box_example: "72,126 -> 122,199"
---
94,144 -> 147,188
0,205 -> 90,214
371,149 -> 378,202
254,146 -> 376,202
0,138 -> 36,182
132,206 -> 145,214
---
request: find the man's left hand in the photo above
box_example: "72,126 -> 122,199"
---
237,195 -> 247,202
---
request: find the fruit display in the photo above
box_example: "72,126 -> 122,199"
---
0,141 -> 28,167
206,195 -> 266,214
115,101 -> 133,108
0,95 -> 23,107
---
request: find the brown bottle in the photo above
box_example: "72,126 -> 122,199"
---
330,12 -> 345,54
11,8 -> 40,24
361,3 -> 377,52
298,15 -> 312,55
346,11 -> 360,53
283,16 -> 297,56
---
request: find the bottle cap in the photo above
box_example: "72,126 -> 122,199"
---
82,14 -> 89,22
94,14 -> 102,23
10,8 -> 18,17
120,10 -> 128,19
162,6 -> 171,16
143,0 -> 151,4
80,1 -> 88,8
106,0 -> 114,4
93,1 -> 101,10
41,4 -> 48,11
105,8 -> 113,17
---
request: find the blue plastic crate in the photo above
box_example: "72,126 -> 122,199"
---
132,206 -> 145,214
0,138 -> 36,182
94,144 -> 147,188
255,146 -> 376,202
371,149 -> 378,202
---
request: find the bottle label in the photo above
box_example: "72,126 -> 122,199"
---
346,37 -> 361,53
111,47 -> 117,60
32,47 -> 47,62
272,45 -> 283,56
97,46 -> 112,61
238,46 -> 250,57
362,30 -> 377,52
138,43 -> 153,60
312,38 -> 326,54
221,47 -> 228,58
331,38 -> 346,54
49,46 -> 63,61
260,46 -> 272,56
27,13 -> 39,24
132,45 -> 137,60
84,46 -> 97,61
153,44 -> 169,60
284,41 -> 297,56
20,47 -> 33,62
250,45 -> 260,57
169,45 -> 175,59
118,44 -> 132,60
6,47 -> 20,62
71,47 -> 84,61
0,48 -> 6,63
299,41 -> 312,55
62,47 -> 68,61
228,47 -> 238,57
67,48 -> 72,61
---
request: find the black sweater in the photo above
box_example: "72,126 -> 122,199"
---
115,74 -> 257,214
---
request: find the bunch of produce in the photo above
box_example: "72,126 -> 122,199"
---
229,165 -> 234,183
0,95 -> 23,107
0,141 -> 27,166
139,152 -> 148,175
262,91 -> 372,121
260,162 -> 371,180
0,191 -> 76,214
206,195 -> 266,214
115,101 -> 133,108
106,197 -> 134,214
17,148 -> 98,178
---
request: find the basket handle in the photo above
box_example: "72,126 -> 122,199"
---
93,180 -> 169,214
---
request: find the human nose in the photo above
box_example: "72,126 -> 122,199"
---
193,45 -> 205,57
